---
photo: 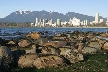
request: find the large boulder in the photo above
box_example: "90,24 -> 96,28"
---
35,38 -> 49,45
25,45 -> 37,54
87,41 -> 101,50
41,46 -> 60,55
26,32 -> 40,39
102,42 -> 108,50
82,47 -> 98,54
98,39 -> 106,47
66,53 -> 84,63
18,54 -> 39,68
100,32 -> 108,38
0,46 -> 14,71
58,47 -> 73,56
0,46 -> 12,57
43,41 -> 67,48
33,55 -> 65,69
59,47 -> 84,63
18,39 -> 31,47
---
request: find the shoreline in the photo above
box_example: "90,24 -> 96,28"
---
0,27 -> 108,28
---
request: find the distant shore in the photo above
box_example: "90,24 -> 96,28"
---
0,26 -> 108,28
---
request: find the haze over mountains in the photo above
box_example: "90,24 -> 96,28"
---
0,10 -> 107,23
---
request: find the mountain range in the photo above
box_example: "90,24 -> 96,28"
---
0,10 -> 107,23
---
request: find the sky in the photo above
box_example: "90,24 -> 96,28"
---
0,0 -> 108,18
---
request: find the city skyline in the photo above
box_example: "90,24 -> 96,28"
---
0,0 -> 108,18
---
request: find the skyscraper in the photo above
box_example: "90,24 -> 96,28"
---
36,17 -> 38,24
84,20 -> 86,25
35,17 -> 39,26
57,19 -> 61,27
95,13 -> 99,24
43,19 -> 45,26
69,18 -> 72,26
86,20 -> 88,25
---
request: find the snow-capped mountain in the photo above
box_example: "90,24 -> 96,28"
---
0,10 -> 106,22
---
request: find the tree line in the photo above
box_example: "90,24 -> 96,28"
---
0,22 -> 31,27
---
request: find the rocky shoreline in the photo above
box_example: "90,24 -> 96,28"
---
0,30 -> 108,72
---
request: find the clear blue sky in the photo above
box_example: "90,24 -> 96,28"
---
0,0 -> 107,18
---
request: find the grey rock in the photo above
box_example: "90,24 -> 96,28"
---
33,55 -> 65,69
59,46 -> 84,63
82,47 -> 98,54
41,46 -> 60,55
88,41 -> 101,50
26,45 -> 37,54
0,46 -> 14,71
18,54 -> 39,68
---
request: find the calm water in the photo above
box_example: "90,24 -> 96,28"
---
0,27 -> 108,40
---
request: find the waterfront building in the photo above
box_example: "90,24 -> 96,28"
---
42,19 -> 45,27
81,21 -> 84,26
95,13 -> 99,24
69,18 -> 72,26
85,20 -> 88,25
57,19 -> 61,27
52,22 -> 56,27
83,20 -> 86,25
49,19 -> 53,26
31,23 -> 35,26
72,17 -> 80,26
35,17 -> 39,26
99,19 -> 104,23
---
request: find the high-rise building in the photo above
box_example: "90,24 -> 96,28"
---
43,19 -> 45,26
57,19 -> 61,27
86,20 -> 88,25
36,17 -> 38,24
35,17 -> 39,26
99,19 -> 103,23
69,18 -> 72,26
84,20 -> 86,25
49,19 -> 53,26
72,17 -> 80,26
95,13 -> 99,24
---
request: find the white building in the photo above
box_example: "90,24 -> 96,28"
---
99,19 -> 104,23
57,19 -> 61,27
52,23 -> 56,27
69,18 -> 72,26
31,23 -> 35,26
36,18 -> 38,24
72,17 -> 80,26
42,19 -> 45,27
85,20 -> 88,25
95,13 -> 99,24
49,19 -> 53,26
